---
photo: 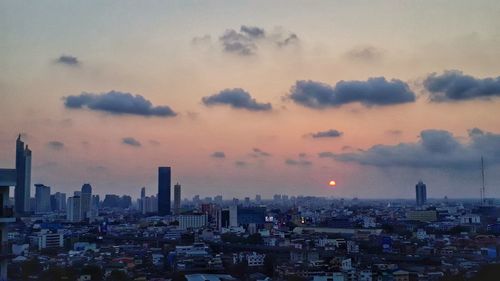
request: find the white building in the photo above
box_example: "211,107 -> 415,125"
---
37,231 -> 64,250
177,214 -> 208,230
67,196 -> 82,222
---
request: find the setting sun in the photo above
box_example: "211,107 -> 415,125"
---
329,180 -> 337,187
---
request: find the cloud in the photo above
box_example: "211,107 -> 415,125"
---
202,88 -> 272,111
386,129 -> 403,136
47,141 -> 64,151
346,46 -> 384,61
240,25 -> 265,39
235,161 -> 248,167
191,35 -> 211,45
56,55 -> 80,66
216,25 -> 299,56
288,78 -> 416,109
310,129 -> 343,139
122,137 -> 141,147
64,91 -> 177,117
285,158 -> 312,166
319,128 -> 500,170
251,148 -> 271,157
424,70 -> 500,102
211,151 -> 226,158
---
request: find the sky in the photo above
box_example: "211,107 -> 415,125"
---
1,1 -> 500,199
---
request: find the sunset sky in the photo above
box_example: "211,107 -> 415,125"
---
1,1 -> 500,199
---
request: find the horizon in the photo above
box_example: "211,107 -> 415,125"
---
1,1 -> 500,199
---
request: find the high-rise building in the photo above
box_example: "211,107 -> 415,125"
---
416,181 -> 427,207
80,183 -> 92,220
140,187 -> 146,214
158,167 -> 171,216
67,196 -> 82,222
15,135 -> 31,214
51,192 -> 66,212
0,168 -> 17,279
174,183 -> 181,215
35,184 -> 51,214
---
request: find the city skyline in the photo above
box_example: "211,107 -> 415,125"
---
1,1 -> 500,199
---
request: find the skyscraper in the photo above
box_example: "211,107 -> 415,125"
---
416,181 -> 427,207
140,187 -> 146,214
174,183 -> 181,215
67,196 -> 82,222
158,167 -> 171,216
35,184 -> 51,214
81,183 -> 92,219
15,135 -> 31,214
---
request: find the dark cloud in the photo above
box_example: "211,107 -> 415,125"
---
240,25 -> 265,39
202,88 -> 272,111
235,161 -> 248,167
216,25 -> 299,56
424,70 -> 500,102
310,129 -> 343,139
122,137 -> 141,147
346,46 -> 384,61
64,91 -> 177,117
319,128 -> 500,170
285,158 -> 312,166
211,151 -> 226,158
288,78 -> 416,109
56,55 -> 80,66
47,141 -> 64,151
251,148 -> 271,157
219,29 -> 257,56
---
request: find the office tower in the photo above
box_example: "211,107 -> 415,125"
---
255,194 -> 261,203
15,135 -> 31,214
80,183 -> 92,219
0,169 -> 17,279
174,183 -> 181,215
229,204 -> 238,227
35,184 -> 51,214
92,194 -> 100,210
158,167 -> 171,216
140,187 -> 146,213
67,196 -> 82,222
214,195 -> 223,204
51,192 -> 66,212
416,181 -> 427,207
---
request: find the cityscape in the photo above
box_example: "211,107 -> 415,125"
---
1,1 -> 500,281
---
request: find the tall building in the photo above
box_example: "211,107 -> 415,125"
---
416,181 -> 427,207
80,183 -> 92,220
15,135 -> 31,214
158,167 -> 171,216
174,183 -> 181,215
0,169 -> 17,279
51,192 -> 66,212
140,187 -> 146,214
35,184 -> 51,214
67,196 -> 82,222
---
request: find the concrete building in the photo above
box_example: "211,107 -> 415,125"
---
15,135 -> 31,215
80,183 -> 93,220
0,168 -> 19,280
158,167 -> 171,215
51,192 -> 66,212
67,196 -> 82,222
415,181 -> 427,207
174,183 -> 181,215
37,230 -> 64,250
35,184 -> 51,214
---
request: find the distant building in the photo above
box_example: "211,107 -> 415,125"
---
37,230 -> 64,250
140,187 -> 146,213
406,210 -> 437,222
35,184 -> 51,214
415,181 -> 427,207
51,192 -> 66,212
15,135 -> 31,214
158,167 -> 171,216
80,183 -> 92,220
174,183 -> 181,215
237,206 -> 266,225
177,214 -> 208,229
67,196 -> 82,222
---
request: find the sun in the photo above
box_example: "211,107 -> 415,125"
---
329,180 -> 336,187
